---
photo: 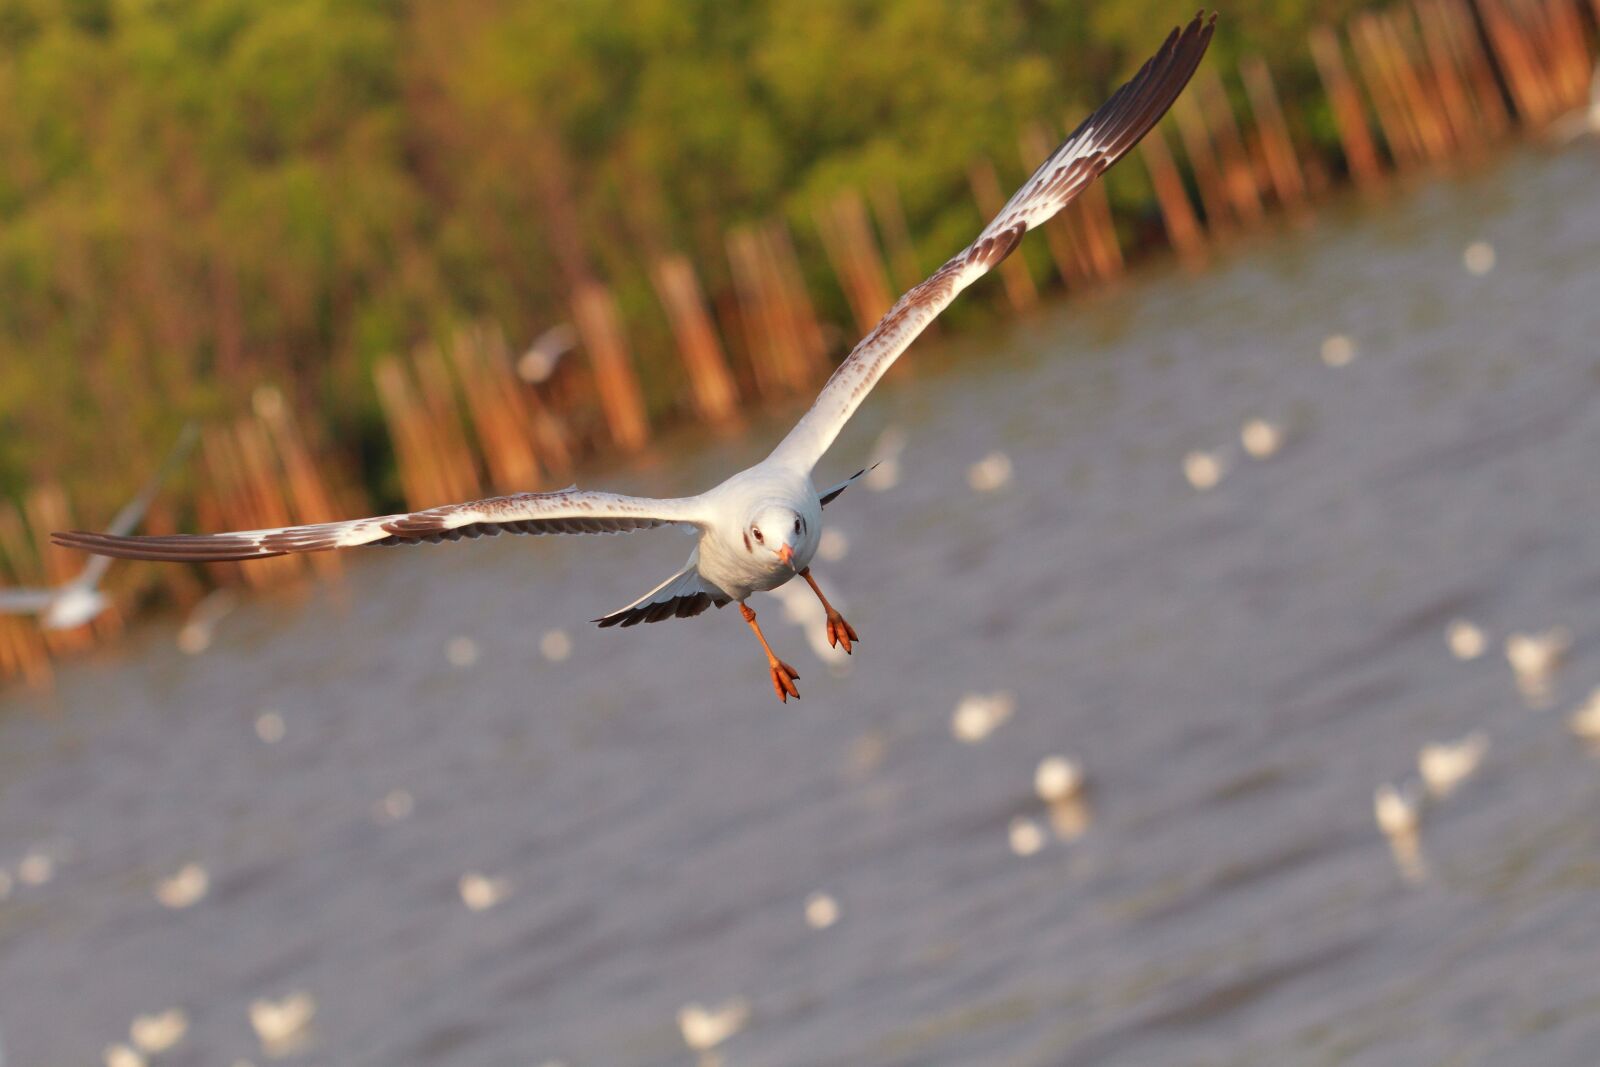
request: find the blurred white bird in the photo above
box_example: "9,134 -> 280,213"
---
864,425 -> 907,492
458,871 -> 511,911
1034,755 -> 1085,802
516,323 -> 578,385
951,691 -> 1015,743
1548,63 -> 1600,142
1373,782 -> 1422,839
129,1009 -> 188,1054
1445,618 -> 1487,661
1418,731 -> 1489,798
2,425 -> 194,630
175,587 -> 240,655
102,1044 -> 145,1067
1240,418 -> 1283,458
1374,781 -> 1427,883
1183,449 -> 1227,490
1505,626 -> 1571,705
966,450 -> 1014,492
52,18 -> 1216,702
678,998 -> 749,1053
1568,687 -> 1600,740
154,863 -> 209,909
249,991 -> 315,1057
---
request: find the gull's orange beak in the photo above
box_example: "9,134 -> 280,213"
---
777,544 -> 795,569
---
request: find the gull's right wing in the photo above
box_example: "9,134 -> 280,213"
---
767,12 -> 1215,474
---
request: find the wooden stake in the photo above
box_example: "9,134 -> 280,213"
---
761,219 -> 829,384
1436,0 -> 1511,136
1351,15 -> 1425,166
1138,125 -> 1207,264
1172,95 -> 1235,234
571,281 -> 650,453
1381,9 -> 1456,160
815,190 -> 895,335
1478,0 -> 1558,123
0,501 -> 56,686
1080,177 -> 1125,277
1196,67 -> 1266,226
1240,56 -> 1309,214
1310,25 -> 1386,187
869,182 -> 926,297
1413,0 -> 1484,148
445,328 -> 543,494
651,253 -> 742,427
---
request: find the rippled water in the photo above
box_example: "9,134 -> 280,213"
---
4,145 -> 1600,1066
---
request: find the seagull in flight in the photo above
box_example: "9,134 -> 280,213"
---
7,425 -> 197,631
54,15 -> 1215,701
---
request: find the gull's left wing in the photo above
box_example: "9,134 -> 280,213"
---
768,12 -> 1215,473
53,488 -> 708,563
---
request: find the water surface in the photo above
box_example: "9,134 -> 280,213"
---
3,145 -> 1600,1066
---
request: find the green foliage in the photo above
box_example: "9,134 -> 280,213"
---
0,0 -> 1376,510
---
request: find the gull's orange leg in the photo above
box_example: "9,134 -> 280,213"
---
799,567 -> 859,654
740,603 -> 800,702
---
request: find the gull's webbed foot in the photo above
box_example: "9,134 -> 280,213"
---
799,567 -> 859,656
741,601 -> 800,703
825,611 -> 859,654
768,658 -> 801,703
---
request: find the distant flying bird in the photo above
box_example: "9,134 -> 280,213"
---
4,425 -> 196,631
54,15 -> 1215,701
1544,58 -> 1599,143
516,323 -> 578,385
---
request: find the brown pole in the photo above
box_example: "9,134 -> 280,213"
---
651,254 -> 742,428
1138,125 -> 1208,264
1310,25 -> 1386,187
571,281 -> 651,453
1240,56 -> 1309,214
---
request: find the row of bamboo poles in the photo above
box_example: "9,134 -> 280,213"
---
3,0 -> 1596,687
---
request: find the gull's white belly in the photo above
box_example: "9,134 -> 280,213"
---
697,530 -> 817,602
691,466 -> 824,602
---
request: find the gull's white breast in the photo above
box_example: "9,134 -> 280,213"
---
693,463 -> 823,602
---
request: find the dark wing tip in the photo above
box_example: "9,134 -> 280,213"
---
50,529 -> 285,563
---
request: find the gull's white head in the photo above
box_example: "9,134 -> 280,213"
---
42,587 -> 108,630
744,504 -> 806,571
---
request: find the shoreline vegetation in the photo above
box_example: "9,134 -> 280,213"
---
2,0 -> 1596,684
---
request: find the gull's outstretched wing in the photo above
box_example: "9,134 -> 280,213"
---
768,12 -> 1215,473
594,550 -> 731,628
53,489 -> 707,563
0,588 -> 56,616
76,423 -> 200,586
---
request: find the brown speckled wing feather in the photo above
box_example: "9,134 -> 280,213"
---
769,12 -> 1214,472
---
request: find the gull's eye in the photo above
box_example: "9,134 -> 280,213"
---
752,527 -> 764,544
794,518 -> 801,534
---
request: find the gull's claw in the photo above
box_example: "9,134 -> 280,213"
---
825,611 -> 859,654
769,659 -> 801,702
